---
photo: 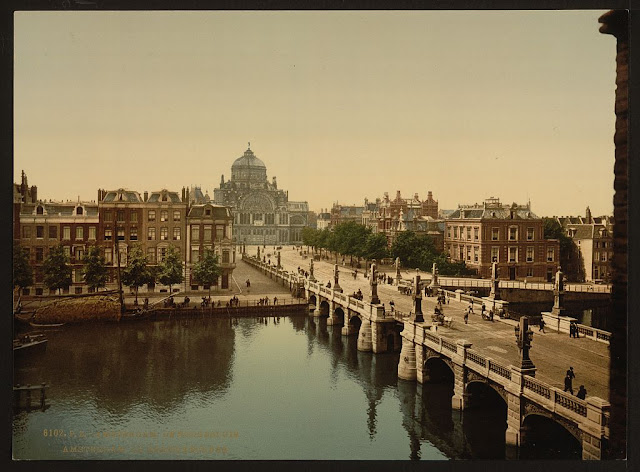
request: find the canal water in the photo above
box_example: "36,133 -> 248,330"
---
13,315 -> 580,460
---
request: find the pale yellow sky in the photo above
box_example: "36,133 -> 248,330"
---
14,10 -> 616,217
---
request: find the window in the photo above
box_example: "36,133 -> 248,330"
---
173,227 -> 181,240
159,247 -> 167,262
216,225 -> 224,240
147,247 -> 156,264
117,227 -> 125,241
130,227 -> 138,241
492,228 -> 499,241
173,210 -> 181,221
148,210 -> 156,222
467,227 -> 471,240
594,242 -> 599,249
474,227 -> 479,241
117,210 -> 125,222
63,226 -> 71,240
87,227 -> 95,240
204,225 -> 212,241
473,246 -> 479,262
76,248 -> 84,261
160,227 -> 168,241
509,226 -> 518,241
36,226 -> 44,238
147,227 -> 156,241
35,247 -> 44,262
76,227 -> 83,240
205,208 -> 212,216
527,227 -> 535,241
594,267 -> 599,279
527,267 -> 534,277
447,227 -> 451,238
526,247 -> 534,262
601,252 -> 607,262
453,227 -> 458,239
36,206 -> 44,215
104,228 -> 112,241
466,247 -> 471,261
104,211 -> 112,221
222,250 -> 230,263
509,247 -> 518,263
131,212 -> 138,223
191,226 -> 200,241
119,248 -> 127,266
76,207 -> 83,216
160,210 -> 168,222
191,247 -> 200,263
23,226 -> 31,238
253,212 -> 262,221
49,226 -> 58,239
546,248 -> 555,262
104,248 -> 112,263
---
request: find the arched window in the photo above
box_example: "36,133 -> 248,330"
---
36,205 -> 44,215
76,207 -> 83,215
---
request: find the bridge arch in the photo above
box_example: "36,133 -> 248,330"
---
318,300 -> 330,316
334,306 -> 345,318
424,356 -> 455,384
520,413 -> 582,459
348,313 -> 362,329
465,379 -> 508,405
308,294 -> 317,307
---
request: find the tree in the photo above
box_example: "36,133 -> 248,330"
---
362,232 -> 389,263
543,218 -> 586,282
301,227 -> 317,252
158,245 -> 184,294
42,244 -> 72,294
121,245 -> 151,304
13,245 -> 33,291
82,245 -> 109,292
191,249 -> 222,300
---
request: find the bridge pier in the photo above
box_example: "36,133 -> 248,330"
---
451,340 -> 473,411
580,397 -> 610,460
398,337 -> 417,381
357,320 -> 373,352
326,304 -> 343,326
313,297 -> 323,317
341,311 -> 359,336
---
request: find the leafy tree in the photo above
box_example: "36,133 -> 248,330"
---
82,245 -> 109,291
391,231 -> 435,270
13,245 -> 33,291
191,249 -> 222,300
121,245 -> 152,303
333,222 -> 370,262
543,218 -> 585,282
158,245 -> 184,293
362,232 -> 389,263
42,244 -> 72,294
301,227 -> 317,252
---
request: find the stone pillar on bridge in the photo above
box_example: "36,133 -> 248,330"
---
488,261 -> 500,300
515,317 -> 536,373
357,320 -> 373,352
580,397 -> 611,460
551,267 -> 565,316
257,246 -> 260,260
313,297 -> 322,317
327,302 -> 343,326
341,311 -> 358,336
412,269 -> 424,323
398,337 -> 417,381
428,263 -> 440,291
451,339 -> 472,410
369,259 -> 380,304
309,258 -> 316,283
277,251 -> 281,269
395,257 -> 401,285
333,264 -> 342,293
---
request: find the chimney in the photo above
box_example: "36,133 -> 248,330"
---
585,206 -> 592,223
396,190 -> 401,200
182,187 -> 185,201
144,191 -> 148,202
31,186 -> 37,203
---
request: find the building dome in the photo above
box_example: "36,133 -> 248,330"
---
230,144 -> 267,183
232,146 -> 266,170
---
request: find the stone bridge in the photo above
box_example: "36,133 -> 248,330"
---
242,253 -> 610,460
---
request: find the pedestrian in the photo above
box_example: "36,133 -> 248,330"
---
246,279 -> 251,288
564,373 -> 574,394
576,385 -> 587,400
567,366 -> 575,382
539,318 -> 545,333
481,303 -> 486,316
573,322 -> 580,338
389,300 -> 395,312
274,296 -> 278,305
464,311 -> 469,324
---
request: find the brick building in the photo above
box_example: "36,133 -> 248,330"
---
445,197 -> 559,281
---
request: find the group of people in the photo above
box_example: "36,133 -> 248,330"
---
350,289 -> 364,301
257,296 -> 277,306
569,322 -> 581,338
564,366 -> 587,400
297,267 -> 311,278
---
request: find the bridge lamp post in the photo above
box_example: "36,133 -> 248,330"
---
514,316 -> 535,372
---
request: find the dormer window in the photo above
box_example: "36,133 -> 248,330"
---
205,208 -> 211,216
76,206 -> 83,215
36,205 -> 44,215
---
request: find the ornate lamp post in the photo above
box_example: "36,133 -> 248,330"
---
309,258 -> 316,282
514,316 -> 535,371
413,268 -> 424,323
333,264 -> 342,293
369,259 -> 380,304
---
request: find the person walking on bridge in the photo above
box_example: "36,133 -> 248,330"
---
577,385 -> 587,400
564,367 -> 576,394
539,318 -> 545,333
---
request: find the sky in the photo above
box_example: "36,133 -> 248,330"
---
14,10 -> 617,217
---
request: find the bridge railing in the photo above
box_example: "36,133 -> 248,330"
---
576,324 -> 611,344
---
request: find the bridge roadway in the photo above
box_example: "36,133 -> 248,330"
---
256,246 -> 610,402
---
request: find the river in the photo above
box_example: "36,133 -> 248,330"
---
12,314 -> 581,460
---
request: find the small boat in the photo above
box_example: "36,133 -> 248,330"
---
29,321 -> 66,328
13,334 -> 48,358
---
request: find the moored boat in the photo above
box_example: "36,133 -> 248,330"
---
13,334 -> 48,358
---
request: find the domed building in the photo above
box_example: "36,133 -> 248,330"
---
213,144 -> 309,245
